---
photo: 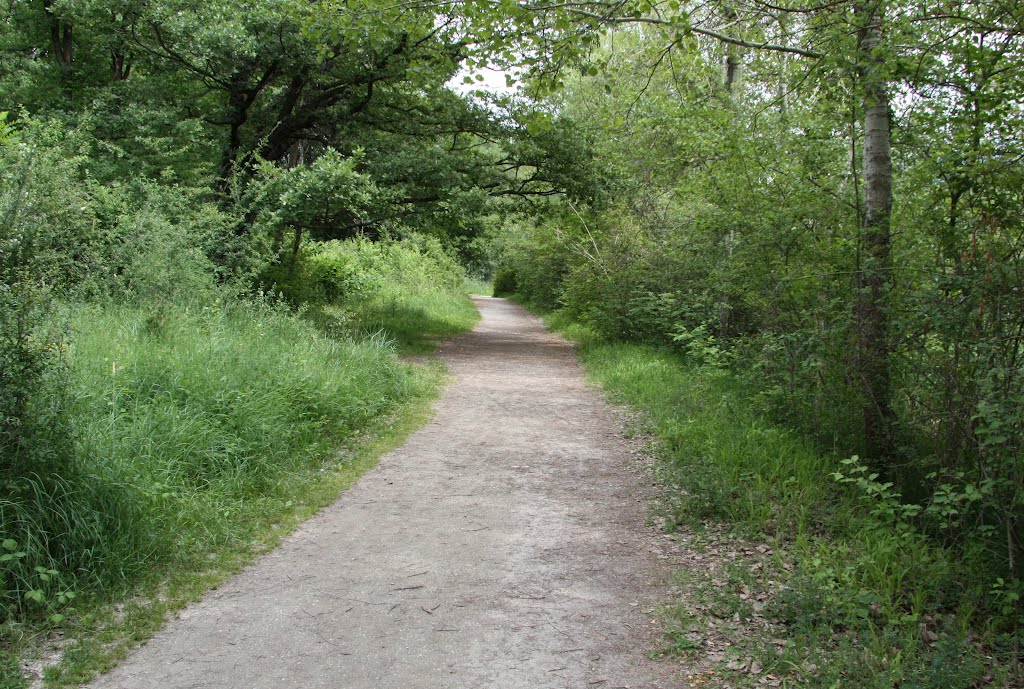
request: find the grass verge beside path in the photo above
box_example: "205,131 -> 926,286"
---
463,276 -> 493,297
343,287 -> 480,356
539,308 -> 1008,689
39,363 -> 446,688
3,288 -> 478,689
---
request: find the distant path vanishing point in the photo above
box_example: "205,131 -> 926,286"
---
87,297 -> 682,689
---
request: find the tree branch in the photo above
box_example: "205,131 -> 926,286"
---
535,5 -> 824,58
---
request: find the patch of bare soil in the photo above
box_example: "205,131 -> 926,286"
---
84,297 -> 693,689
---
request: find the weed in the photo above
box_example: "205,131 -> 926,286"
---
0,650 -> 24,689
657,599 -> 703,657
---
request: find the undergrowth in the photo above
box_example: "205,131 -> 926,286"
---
268,236 -> 479,354
540,308 -> 1015,688
464,276 -> 493,297
1,236 -> 478,687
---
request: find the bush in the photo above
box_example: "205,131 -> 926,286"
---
262,233 -> 477,352
495,218 -> 570,310
492,266 -> 517,296
551,324 -> 990,687
0,284 -> 71,474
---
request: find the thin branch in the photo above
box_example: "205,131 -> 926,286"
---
532,5 -> 824,57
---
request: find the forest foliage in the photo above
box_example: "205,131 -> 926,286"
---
0,110 -> 478,642
2,0 -> 1024,685
487,0 -> 1024,683
0,0 -> 524,681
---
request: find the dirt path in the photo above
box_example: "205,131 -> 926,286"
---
86,297 -> 682,689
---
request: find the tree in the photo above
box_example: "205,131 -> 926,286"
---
461,0 -> 903,461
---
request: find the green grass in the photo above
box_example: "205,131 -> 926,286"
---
38,355 -> 447,688
1,285 -> 475,687
276,237 -> 481,355
543,310 -> 836,537
350,288 -> 479,355
0,651 -> 21,689
539,309 -> 1002,689
463,276 -> 493,297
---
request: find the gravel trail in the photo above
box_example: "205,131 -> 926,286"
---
86,297 -> 681,689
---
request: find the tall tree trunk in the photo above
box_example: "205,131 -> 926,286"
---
43,0 -> 73,100
725,51 -> 741,93
111,11 -> 131,81
214,64 -> 281,203
722,6 -> 741,95
112,51 -> 129,81
216,93 -> 247,199
258,74 -> 308,163
854,0 -> 894,462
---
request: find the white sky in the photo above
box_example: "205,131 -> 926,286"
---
447,65 -> 521,98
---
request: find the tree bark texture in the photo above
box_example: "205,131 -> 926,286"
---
43,0 -> 73,99
854,0 -> 894,463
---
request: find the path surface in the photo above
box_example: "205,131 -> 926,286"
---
87,297 -> 681,689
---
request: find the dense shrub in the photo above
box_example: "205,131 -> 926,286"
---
491,266 -> 517,297
262,234 -> 476,351
270,235 -> 464,304
547,317 -> 997,687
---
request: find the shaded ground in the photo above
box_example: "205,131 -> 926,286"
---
85,297 -> 684,689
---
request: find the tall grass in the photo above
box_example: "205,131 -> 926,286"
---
271,236 -> 479,354
350,289 -> 479,355
463,276 -> 493,297
2,226 -> 485,687
542,310 -> 1001,688
0,122 -> 480,685
1,298 -> 423,627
